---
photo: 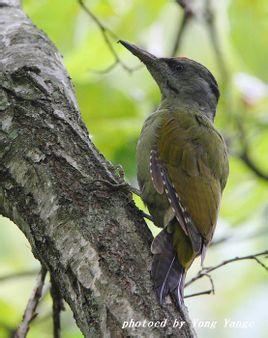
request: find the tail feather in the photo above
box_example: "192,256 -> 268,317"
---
151,229 -> 185,307
171,269 -> 185,307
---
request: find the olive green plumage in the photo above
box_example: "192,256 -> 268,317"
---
137,108 -> 228,267
120,40 -> 229,307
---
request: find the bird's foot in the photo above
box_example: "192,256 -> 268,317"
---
91,178 -> 128,190
90,178 -> 142,197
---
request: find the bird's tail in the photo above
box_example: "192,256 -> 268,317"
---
151,228 -> 185,307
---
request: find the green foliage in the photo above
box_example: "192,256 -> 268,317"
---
229,0 -> 268,81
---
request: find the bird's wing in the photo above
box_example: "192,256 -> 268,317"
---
151,111 -> 229,251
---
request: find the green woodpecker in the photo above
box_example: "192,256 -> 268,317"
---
119,41 -> 229,307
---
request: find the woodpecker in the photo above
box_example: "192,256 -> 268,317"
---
120,40 -> 229,307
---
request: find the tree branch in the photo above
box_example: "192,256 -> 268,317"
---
50,278 -> 64,338
240,151 -> 268,181
0,1 -> 195,336
237,118 -> 268,181
78,0 -> 141,74
14,266 -> 47,338
171,1 -> 194,56
203,0 -> 268,182
204,0 -> 228,82
185,250 -> 268,288
184,289 -> 214,299
0,269 -> 38,282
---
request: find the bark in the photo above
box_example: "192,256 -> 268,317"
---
0,1 -> 196,337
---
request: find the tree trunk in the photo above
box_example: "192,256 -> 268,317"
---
0,1 -> 196,337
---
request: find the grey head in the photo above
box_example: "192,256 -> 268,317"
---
119,40 -> 220,121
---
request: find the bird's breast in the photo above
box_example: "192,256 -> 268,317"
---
136,111 -> 169,227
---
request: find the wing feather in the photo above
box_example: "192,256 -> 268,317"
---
149,149 -> 164,194
156,111 -> 228,244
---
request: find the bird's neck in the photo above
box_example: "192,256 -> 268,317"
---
159,96 -> 216,122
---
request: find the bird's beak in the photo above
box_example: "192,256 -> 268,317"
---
119,40 -> 158,66
119,40 -> 167,94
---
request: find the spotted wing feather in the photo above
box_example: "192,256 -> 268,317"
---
149,149 -> 164,194
151,150 -> 202,254
156,111 -> 229,246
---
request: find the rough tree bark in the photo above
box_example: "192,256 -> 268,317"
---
0,1 -> 196,337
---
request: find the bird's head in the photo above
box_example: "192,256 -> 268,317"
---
119,40 -> 220,121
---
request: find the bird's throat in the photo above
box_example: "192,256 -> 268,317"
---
159,96 -> 215,122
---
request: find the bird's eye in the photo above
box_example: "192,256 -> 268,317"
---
176,64 -> 184,72
166,59 -> 184,72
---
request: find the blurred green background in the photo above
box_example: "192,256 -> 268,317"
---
0,0 -> 268,337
